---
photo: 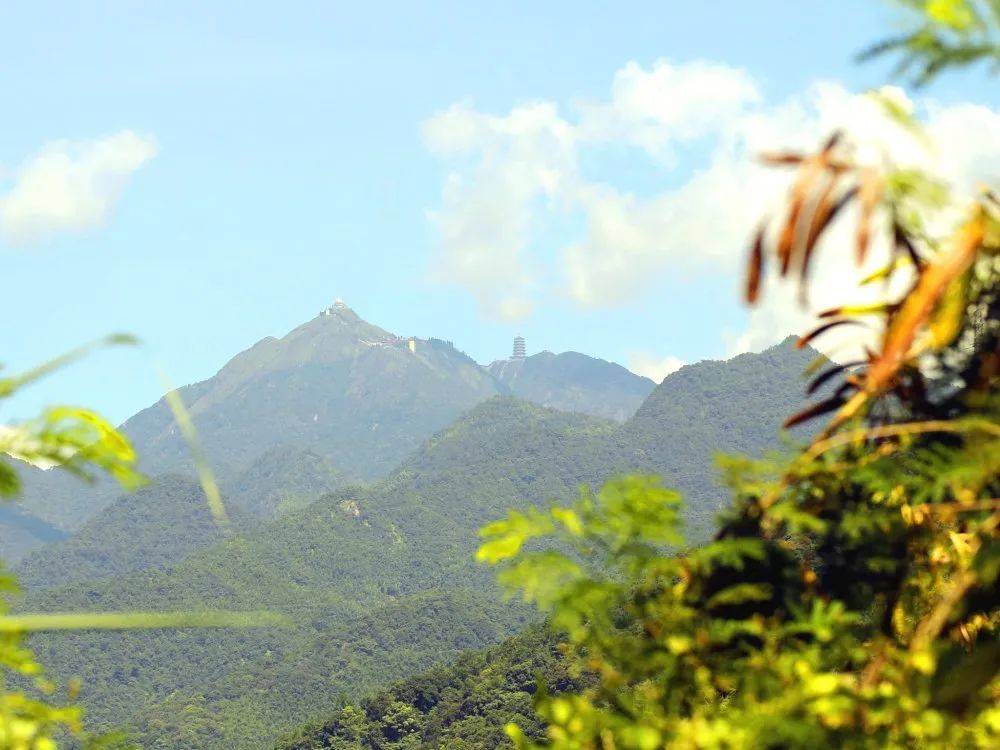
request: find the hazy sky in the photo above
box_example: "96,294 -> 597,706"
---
3,1 -> 998,423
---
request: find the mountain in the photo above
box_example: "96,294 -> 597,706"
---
14,476 -> 255,591
129,590 -> 532,750
489,351 -> 655,422
621,336 -> 819,537
11,303 -> 655,538
119,302 -> 502,483
12,302 -> 501,533
627,336 -> 817,462
19,338 -> 817,749
222,446 -> 347,519
14,447 -> 346,591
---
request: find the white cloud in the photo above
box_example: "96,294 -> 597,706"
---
424,62 -> 999,354
577,60 -> 760,161
423,102 -> 575,320
0,130 -> 158,247
628,352 -> 687,383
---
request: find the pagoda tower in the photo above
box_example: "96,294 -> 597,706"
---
512,336 -> 526,359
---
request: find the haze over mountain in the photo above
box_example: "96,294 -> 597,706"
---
19,336 -> 817,749
4,302 -> 664,550
489,350 -> 655,422
0,505 -> 67,564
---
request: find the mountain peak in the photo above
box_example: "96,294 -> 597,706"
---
319,298 -> 359,320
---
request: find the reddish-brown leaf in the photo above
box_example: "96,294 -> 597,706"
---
783,391 -> 850,429
798,319 -> 866,349
760,151 -> 805,166
807,361 -> 865,395
746,223 -> 767,304
798,182 -> 857,304
804,185 -> 858,263
777,132 -> 846,276
855,168 -> 883,265
866,211 -> 986,393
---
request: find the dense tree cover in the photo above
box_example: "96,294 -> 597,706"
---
275,626 -> 583,750
623,337 -> 819,541
19,400 -> 617,748
0,506 -> 66,564
15,447 -> 346,592
223,447 -> 347,519
130,590 -> 531,750
16,449 -> 345,591
15,476 -> 255,591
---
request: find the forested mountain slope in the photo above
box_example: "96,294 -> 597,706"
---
0,505 -> 67,564
19,339 -> 816,749
21,400 -> 616,749
12,302 -> 499,532
14,476 -> 254,591
621,336 -> 819,537
225,446 -> 347,519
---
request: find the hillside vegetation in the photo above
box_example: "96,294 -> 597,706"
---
19,337 -> 816,749
276,626 -> 580,750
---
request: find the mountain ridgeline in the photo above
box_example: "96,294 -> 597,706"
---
488,350 -> 655,422
5,303 -> 820,749
6,302 -> 656,554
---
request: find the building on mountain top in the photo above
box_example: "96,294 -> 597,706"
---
512,336 -> 526,359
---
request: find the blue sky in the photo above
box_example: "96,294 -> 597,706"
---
2,1 -> 997,423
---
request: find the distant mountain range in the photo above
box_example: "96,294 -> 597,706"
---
489,350 -> 654,422
12,301 -> 818,749
4,302 -> 656,562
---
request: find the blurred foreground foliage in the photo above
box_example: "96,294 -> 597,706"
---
861,0 -> 1000,84
1,345 -> 281,748
0,337 -> 143,748
480,4 -> 1000,748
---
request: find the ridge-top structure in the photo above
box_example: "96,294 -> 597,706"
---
321,298 -> 351,316
512,336 -> 526,360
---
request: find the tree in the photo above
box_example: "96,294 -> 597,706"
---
479,2 -> 1000,747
